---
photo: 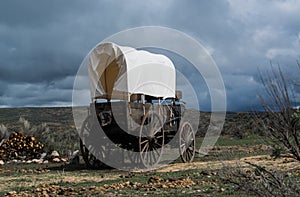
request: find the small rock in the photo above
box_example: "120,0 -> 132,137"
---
61,158 -> 67,162
40,152 -> 47,160
43,160 -> 49,164
7,191 -> 17,195
19,156 -> 26,160
32,159 -> 40,163
42,190 -> 49,197
89,186 -> 97,190
0,160 -> 4,165
51,150 -> 60,158
72,150 -> 80,157
148,176 -> 163,184
52,158 -> 60,163
26,160 -> 32,164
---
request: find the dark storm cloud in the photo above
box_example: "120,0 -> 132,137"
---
0,0 -> 176,83
0,79 -> 73,107
0,0 -> 299,110
0,0 -> 183,107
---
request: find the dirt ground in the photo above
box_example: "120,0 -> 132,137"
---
158,154 -> 300,173
1,154 -> 299,196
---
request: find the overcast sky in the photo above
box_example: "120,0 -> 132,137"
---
0,0 -> 300,111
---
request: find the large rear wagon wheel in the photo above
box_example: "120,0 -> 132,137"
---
179,121 -> 195,163
80,116 -> 104,169
139,111 -> 164,168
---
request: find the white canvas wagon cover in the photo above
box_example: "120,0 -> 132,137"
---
88,42 -> 176,100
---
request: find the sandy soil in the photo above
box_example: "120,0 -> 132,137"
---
157,154 -> 300,172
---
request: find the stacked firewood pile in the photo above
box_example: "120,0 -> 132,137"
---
0,131 -> 44,161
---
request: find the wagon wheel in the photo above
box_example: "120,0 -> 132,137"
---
80,139 -> 104,169
80,116 -> 104,169
179,121 -> 195,163
139,111 -> 164,168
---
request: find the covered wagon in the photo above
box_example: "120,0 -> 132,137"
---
79,42 -> 196,169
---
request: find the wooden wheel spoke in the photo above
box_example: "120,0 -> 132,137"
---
142,152 -> 148,162
148,152 -> 152,165
154,141 -> 162,148
180,147 -> 185,155
186,130 -> 192,139
141,142 -> 149,153
151,120 -> 161,133
180,143 -> 186,149
141,126 -> 150,137
186,147 -> 192,155
152,150 -> 158,162
141,138 -> 149,145
154,147 -> 160,156
181,137 -> 187,143
185,153 -> 191,161
153,124 -> 164,135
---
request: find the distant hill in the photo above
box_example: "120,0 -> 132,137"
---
0,107 -> 264,138
0,107 -> 75,133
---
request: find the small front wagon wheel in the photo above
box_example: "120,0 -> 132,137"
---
179,122 -> 195,163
